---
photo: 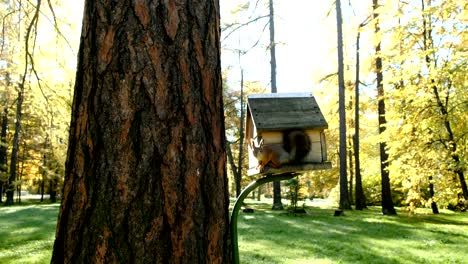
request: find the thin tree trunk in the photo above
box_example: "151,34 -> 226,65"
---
272,181 -> 283,210
269,0 -> 277,94
269,0 -> 283,210
6,0 -> 41,206
336,0 -> 351,210
348,135 -> 354,205
0,109 -> 8,204
6,91 -> 23,205
40,155 -> 45,202
236,68 -> 245,197
257,185 -> 261,201
226,141 -> 241,197
52,1 -> 230,262
429,176 -> 439,214
373,0 -> 396,215
354,24 -> 367,210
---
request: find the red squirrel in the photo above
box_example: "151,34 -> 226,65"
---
250,130 -> 311,171
250,139 -> 291,172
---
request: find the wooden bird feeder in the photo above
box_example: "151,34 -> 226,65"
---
245,92 -> 332,175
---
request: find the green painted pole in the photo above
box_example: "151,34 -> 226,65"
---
231,173 -> 296,264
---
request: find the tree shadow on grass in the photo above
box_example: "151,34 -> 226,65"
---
237,205 -> 468,264
0,204 -> 59,251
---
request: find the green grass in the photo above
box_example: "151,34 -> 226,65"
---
0,203 -> 60,264
237,199 -> 468,264
1,200 -> 467,264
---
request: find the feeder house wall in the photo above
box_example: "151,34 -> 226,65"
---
247,128 -> 327,170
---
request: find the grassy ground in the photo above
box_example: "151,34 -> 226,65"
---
237,199 -> 468,264
0,202 -> 59,264
0,200 -> 467,263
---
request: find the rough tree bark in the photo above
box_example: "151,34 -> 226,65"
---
336,0 -> 351,210
373,0 -> 397,215
51,1 -> 230,263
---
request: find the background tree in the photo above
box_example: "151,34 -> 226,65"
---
51,0 -> 230,262
0,0 -> 74,204
268,0 -> 284,211
354,18 -> 369,210
372,0 -> 396,215
383,0 -> 467,212
336,0 -> 351,210
0,109 -> 8,202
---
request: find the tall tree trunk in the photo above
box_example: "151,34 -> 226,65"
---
6,0 -> 41,205
269,0 -> 277,94
0,108 -> 8,204
373,0 -> 396,215
49,176 -> 57,203
6,91 -> 23,205
336,0 -> 351,210
40,154 -> 46,202
51,1 -> 230,263
269,0 -> 283,210
354,24 -> 367,210
226,141 -> 240,197
348,134 -> 354,205
236,68 -> 245,197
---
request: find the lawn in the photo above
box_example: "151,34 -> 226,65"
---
237,199 -> 468,264
1,200 -> 467,264
0,203 -> 59,264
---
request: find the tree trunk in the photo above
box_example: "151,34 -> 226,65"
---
272,181 -> 283,210
51,1 -> 230,263
354,25 -> 367,210
6,91 -> 23,206
373,0 -> 396,215
336,0 -> 351,210
257,185 -> 261,201
49,177 -> 57,203
348,134 -> 354,205
269,0 -> 277,94
226,141 -> 241,197
429,176 -> 439,214
236,68 -> 245,197
0,108 -> 8,204
269,0 -> 283,210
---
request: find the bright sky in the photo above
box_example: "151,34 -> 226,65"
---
220,0 -> 373,94
68,1 -> 371,94
221,0 -> 339,93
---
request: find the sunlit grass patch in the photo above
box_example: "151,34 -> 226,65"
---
0,203 -> 59,264
1,200 -> 467,263
237,199 -> 468,264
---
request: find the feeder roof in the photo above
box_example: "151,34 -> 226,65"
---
247,92 -> 328,131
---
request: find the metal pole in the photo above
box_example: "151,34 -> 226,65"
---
231,173 -> 296,264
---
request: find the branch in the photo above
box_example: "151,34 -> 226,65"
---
221,14 -> 269,42
1,10 -> 17,55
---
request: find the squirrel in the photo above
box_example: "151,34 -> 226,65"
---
282,130 -> 311,163
250,139 -> 291,172
250,130 -> 311,171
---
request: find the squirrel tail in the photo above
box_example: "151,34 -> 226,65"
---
283,130 -> 311,162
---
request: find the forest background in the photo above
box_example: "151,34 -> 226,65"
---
0,0 -> 466,212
